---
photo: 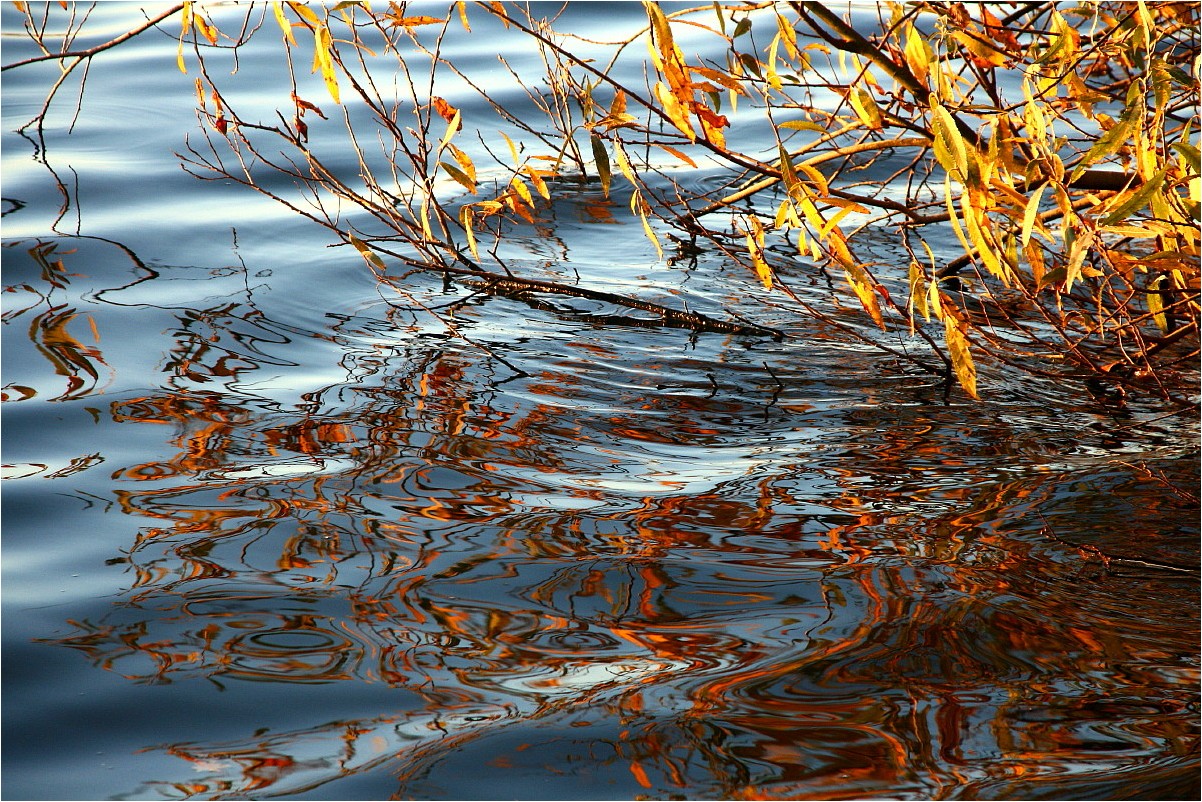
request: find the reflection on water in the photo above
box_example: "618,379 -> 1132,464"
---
8,235 -> 1194,797
3,6 -> 1198,798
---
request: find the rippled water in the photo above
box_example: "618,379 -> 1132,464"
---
2,5 -> 1199,800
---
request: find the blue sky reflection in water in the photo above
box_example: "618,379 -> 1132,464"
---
1,4 -> 1198,800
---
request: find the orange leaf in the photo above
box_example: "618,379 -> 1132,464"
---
431,97 -> 457,123
692,103 -> 729,129
291,92 -> 327,119
391,15 -> 443,27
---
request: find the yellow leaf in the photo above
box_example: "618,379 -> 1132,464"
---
349,233 -> 384,269
653,82 -> 695,140
448,144 -> 476,182
459,206 -> 479,260
178,2 -> 192,73
644,1 -> 674,55
779,120 -> 826,133
473,200 -> 505,215
928,276 -> 943,318
524,166 -> 550,199
963,189 -> 1009,283
846,269 -> 883,328
613,140 -> 638,187
272,1 -> 297,46
633,190 -> 663,258
288,1 -> 320,26
821,196 -> 870,214
590,134 -> 612,197
796,194 -> 825,230
511,175 -> 534,207
746,216 -> 771,289
500,131 -> 521,166
794,161 -> 829,195
195,11 -> 219,45
440,161 -> 477,193
943,314 -> 979,398
776,13 -> 799,62
945,176 -> 976,263
438,109 -> 461,149
764,36 -> 783,92
904,24 -> 930,86
456,1 -> 470,31
931,102 -> 972,184
908,261 -> 930,330
849,87 -> 883,130
828,228 -> 883,327
313,26 -> 340,104
1021,184 -> 1047,247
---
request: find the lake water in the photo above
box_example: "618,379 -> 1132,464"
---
2,4 -> 1198,800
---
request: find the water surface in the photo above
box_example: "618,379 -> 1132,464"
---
2,4 -> 1198,800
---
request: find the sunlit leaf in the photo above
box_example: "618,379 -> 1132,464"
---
447,144 -> 476,183
440,161 -> 477,193
778,120 -> 825,133
288,1 -> 321,26
431,96 -> 458,124
590,134 -> 612,197
459,206 -> 479,260
1100,168 -> 1167,225
931,102 -> 971,184
613,139 -> 638,187
501,131 -> 521,166
903,24 -> 932,87
654,81 -> 695,140
177,2 -> 192,73
510,175 -> 534,207
633,190 -> 663,258
951,30 -> 1006,67
524,166 -> 550,199
849,87 -> 883,130
943,313 -> 979,398
348,233 -> 385,269
313,25 -> 340,104
390,15 -> 444,27
1021,185 -> 1047,247
776,12 -> 799,62
269,2 -> 296,45
1146,274 -> 1170,333
908,261 -> 929,330
794,161 -> 829,195
653,143 -> 697,168
438,109 -> 461,149
746,216 -> 771,290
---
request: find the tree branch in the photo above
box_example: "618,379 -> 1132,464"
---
2,4 -> 184,72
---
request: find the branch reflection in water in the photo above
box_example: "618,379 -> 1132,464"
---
34,266 -> 1197,798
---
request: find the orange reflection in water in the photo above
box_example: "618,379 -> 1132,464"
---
38,333 -> 1200,799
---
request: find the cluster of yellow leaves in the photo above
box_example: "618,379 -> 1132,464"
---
644,2 -> 733,147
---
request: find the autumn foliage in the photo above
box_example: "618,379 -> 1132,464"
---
9,1 -> 1199,402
